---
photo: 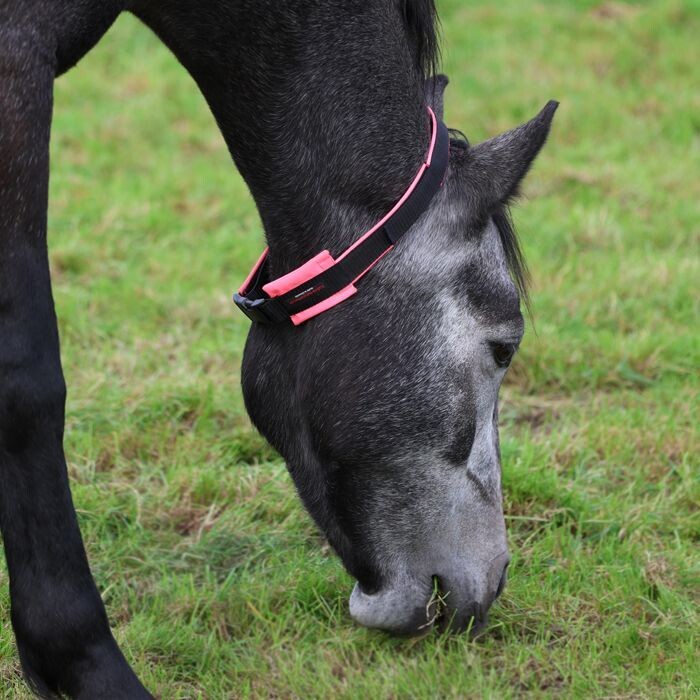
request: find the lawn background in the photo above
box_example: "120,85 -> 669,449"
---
0,0 -> 698,697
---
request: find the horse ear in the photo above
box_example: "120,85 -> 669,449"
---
466,100 -> 558,210
424,74 -> 448,121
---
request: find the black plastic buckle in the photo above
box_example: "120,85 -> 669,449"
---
233,293 -> 275,324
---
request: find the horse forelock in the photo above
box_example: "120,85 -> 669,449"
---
493,205 -> 531,313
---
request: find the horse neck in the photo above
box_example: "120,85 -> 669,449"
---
134,0 -> 430,273
247,87 -> 430,275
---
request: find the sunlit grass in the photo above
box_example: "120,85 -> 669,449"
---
1,1 -> 697,697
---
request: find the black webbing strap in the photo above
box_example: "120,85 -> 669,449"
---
234,118 -> 450,324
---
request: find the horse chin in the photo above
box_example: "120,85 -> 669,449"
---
348,578 -> 436,636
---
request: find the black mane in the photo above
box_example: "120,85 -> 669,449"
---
401,0 -> 440,77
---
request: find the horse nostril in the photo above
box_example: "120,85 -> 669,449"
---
495,561 -> 509,599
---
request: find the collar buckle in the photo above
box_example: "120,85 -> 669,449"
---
233,293 -> 275,324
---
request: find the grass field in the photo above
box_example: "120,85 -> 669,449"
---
1,0 -> 698,697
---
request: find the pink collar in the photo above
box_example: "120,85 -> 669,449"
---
234,107 -> 449,325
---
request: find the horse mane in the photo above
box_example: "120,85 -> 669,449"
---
400,0 -> 440,77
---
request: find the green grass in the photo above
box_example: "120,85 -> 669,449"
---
1,0 -> 698,697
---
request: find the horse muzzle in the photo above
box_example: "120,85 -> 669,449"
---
348,551 -> 510,636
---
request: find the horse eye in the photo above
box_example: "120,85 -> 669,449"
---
490,342 -> 517,368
